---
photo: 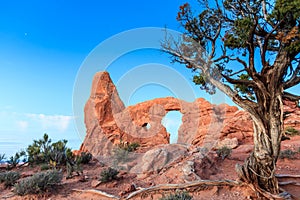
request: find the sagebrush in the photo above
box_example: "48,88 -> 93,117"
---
159,191 -> 193,200
99,167 -> 119,183
216,146 -> 232,160
14,170 -> 62,195
0,171 -> 20,187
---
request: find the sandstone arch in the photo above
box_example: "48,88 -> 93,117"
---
80,72 -> 256,156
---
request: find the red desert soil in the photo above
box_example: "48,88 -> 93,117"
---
1,136 -> 300,200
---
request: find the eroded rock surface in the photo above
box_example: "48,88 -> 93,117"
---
80,71 -> 300,156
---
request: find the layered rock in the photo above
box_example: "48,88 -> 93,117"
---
80,71 -> 300,156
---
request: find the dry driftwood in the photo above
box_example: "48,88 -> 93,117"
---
72,189 -> 120,199
125,179 -> 241,199
279,181 -> 300,186
276,174 -> 300,178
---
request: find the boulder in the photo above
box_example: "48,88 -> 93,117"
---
130,144 -> 188,174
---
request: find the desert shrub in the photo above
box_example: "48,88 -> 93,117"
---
285,127 -> 300,136
26,133 -> 73,166
0,154 -> 6,162
113,147 -> 129,163
78,152 -> 93,164
159,191 -> 193,200
40,164 -> 50,171
0,171 -> 20,187
66,159 -> 83,179
14,170 -> 62,195
48,139 -> 70,166
113,142 -> 140,164
279,149 -> 297,159
99,167 -> 119,183
216,146 -> 232,160
27,133 -> 52,164
118,141 -> 140,152
7,151 -> 26,169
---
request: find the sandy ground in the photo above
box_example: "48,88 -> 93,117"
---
1,137 -> 300,200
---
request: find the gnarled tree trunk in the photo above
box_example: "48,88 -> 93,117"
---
236,93 -> 284,195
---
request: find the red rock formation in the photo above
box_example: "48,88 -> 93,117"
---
80,71 -> 300,156
283,100 -> 300,130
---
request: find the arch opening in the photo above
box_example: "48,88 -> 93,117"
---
162,111 -> 183,144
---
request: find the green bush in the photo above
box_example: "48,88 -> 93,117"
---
26,133 -> 73,166
285,127 -> 300,136
216,146 -> 232,160
0,154 -> 6,162
113,147 -> 129,163
78,152 -> 93,164
118,141 -> 140,152
40,164 -> 50,171
7,151 -> 26,169
14,170 -> 62,195
159,191 -> 193,200
0,171 -> 20,187
66,160 -> 83,179
27,133 -> 52,164
279,149 -> 297,159
99,167 -> 119,183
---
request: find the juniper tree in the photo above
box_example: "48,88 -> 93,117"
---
163,0 -> 300,198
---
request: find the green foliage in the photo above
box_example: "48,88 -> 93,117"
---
27,133 -> 52,164
78,152 -> 93,164
99,167 -> 119,183
0,154 -> 6,162
234,74 -> 255,100
26,133 -> 72,166
285,127 -> 300,136
279,149 -> 297,159
124,142 -> 140,152
7,151 -> 26,169
66,156 -> 83,179
159,191 -> 193,200
113,141 -> 140,164
40,164 -> 50,171
66,161 -> 82,179
216,146 -> 232,160
113,147 -> 129,163
48,139 -> 69,166
14,170 -> 62,195
224,17 -> 254,49
118,141 -> 140,152
0,171 -> 20,187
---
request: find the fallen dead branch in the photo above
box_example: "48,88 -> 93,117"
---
125,179 -> 241,199
72,189 -> 120,199
279,181 -> 300,186
276,174 -> 300,178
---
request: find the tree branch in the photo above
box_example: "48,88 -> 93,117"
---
164,47 -> 259,116
283,92 -> 300,102
284,62 -> 300,89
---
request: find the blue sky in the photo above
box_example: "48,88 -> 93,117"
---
2,1 -> 298,157
2,0 -> 214,156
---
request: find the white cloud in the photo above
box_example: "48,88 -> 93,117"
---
0,111 -> 74,133
16,120 -> 28,131
26,113 -> 74,132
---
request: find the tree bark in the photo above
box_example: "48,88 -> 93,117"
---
236,94 -> 284,196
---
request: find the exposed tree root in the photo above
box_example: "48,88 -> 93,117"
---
246,183 -> 293,200
72,189 -> 120,199
125,180 -> 241,199
71,177 -> 298,200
